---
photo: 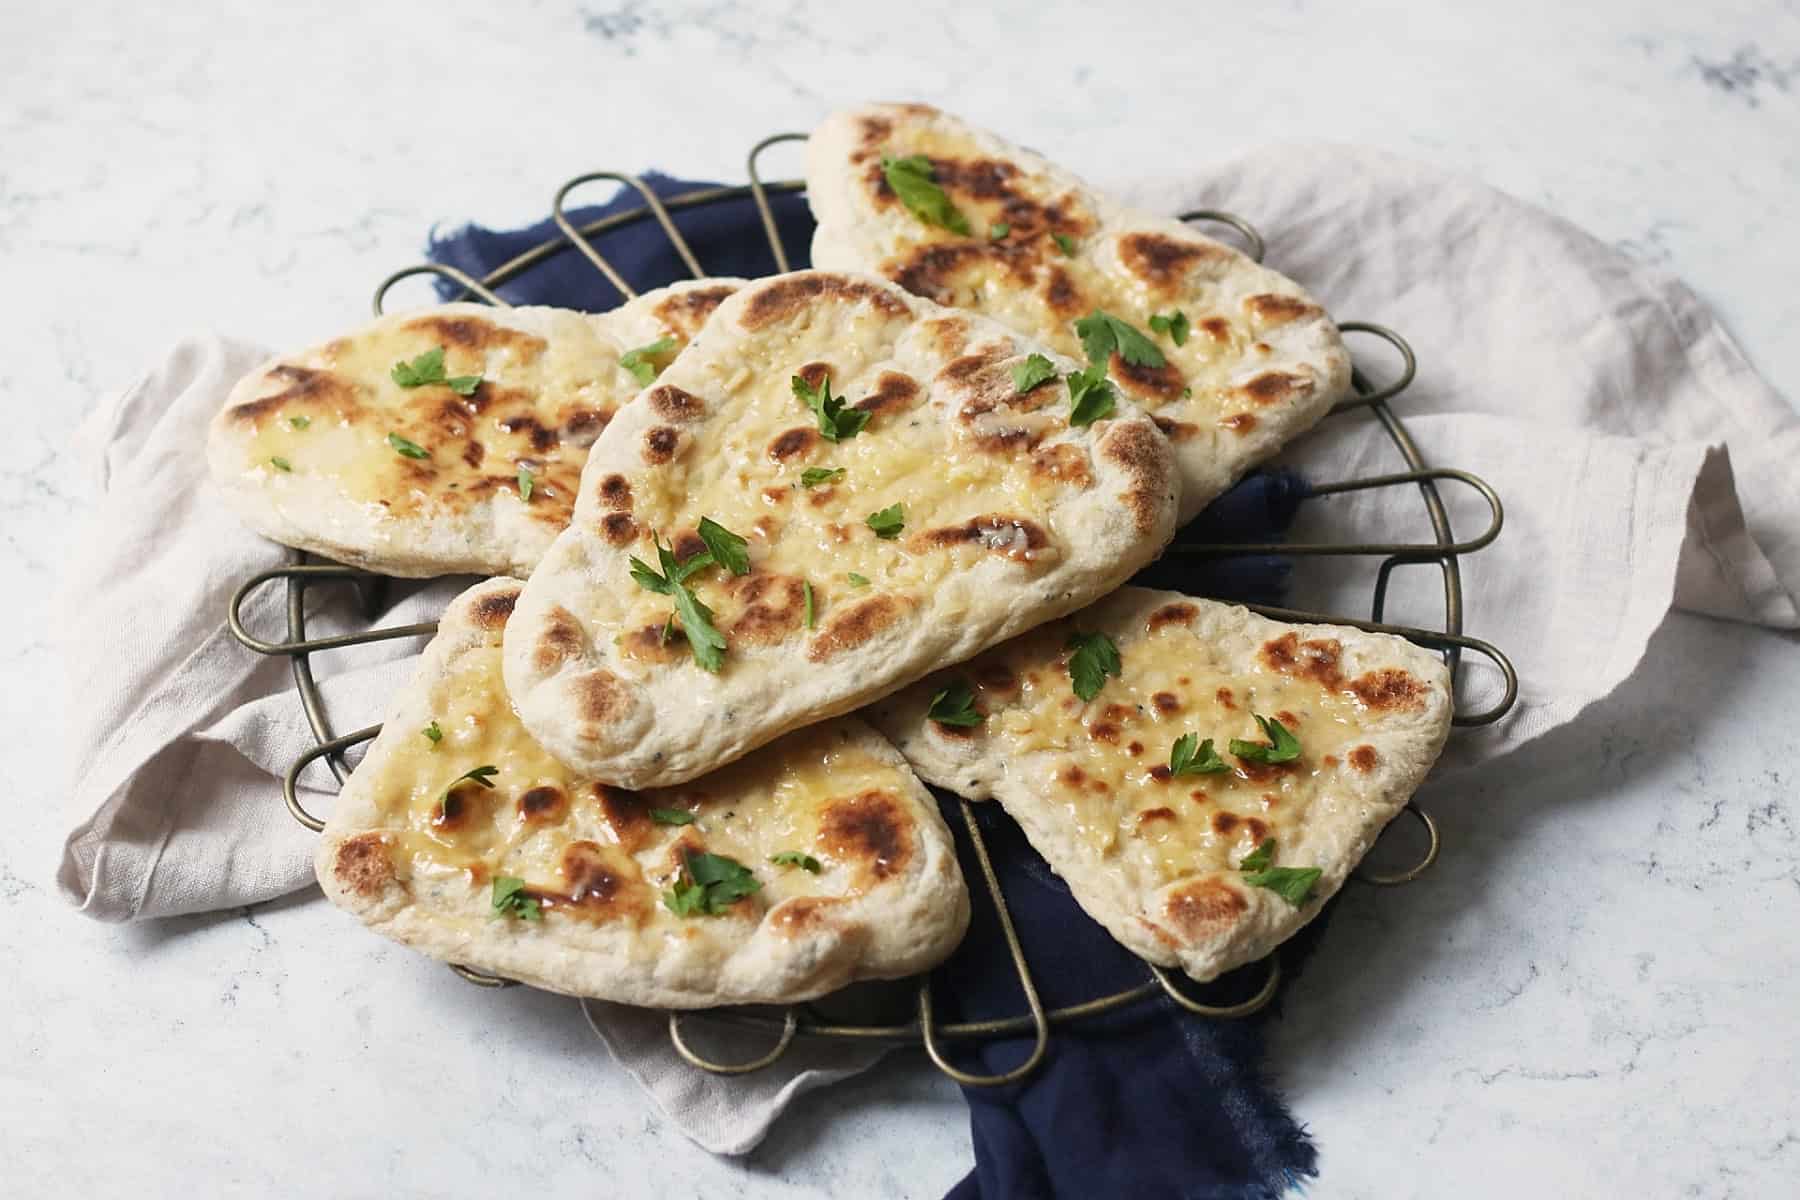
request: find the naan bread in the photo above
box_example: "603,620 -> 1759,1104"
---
503,270 -> 1179,788
207,281 -> 741,577
807,103 -> 1352,523
866,587 -> 1452,982
316,578 -> 969,1007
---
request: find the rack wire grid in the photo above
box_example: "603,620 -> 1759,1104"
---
228,132 -> 1519,1087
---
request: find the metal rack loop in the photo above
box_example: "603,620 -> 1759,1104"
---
1168,467 -> 1503,561
1353,803 -> 1441,886
1332,322 -> 1418,410
554,171 -> 707,290
747,132 -> 809,274
666,1007 -> 799,1075
1179,209 -> 1267,263
228,563 -> 438,657
283,724 -> 380,832
373,263 -> 509,315
1151,957 -> 1282,1018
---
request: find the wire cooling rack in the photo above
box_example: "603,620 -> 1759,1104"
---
227,133 -> 1519,1087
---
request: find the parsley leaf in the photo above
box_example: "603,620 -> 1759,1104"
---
391,347 -> 445,387
770,851 -> 822,873
663,850 -> 762,916
866,503 -> 905,539
1148,309 -> 1190,346
926,679 -> 984,728
618,335 -> 678,387
989,222 -> 1010,240
1242,866 -> 1322,907
1053,233 -> 1077,256
269,456 -> 292,472
1073,310 -> 1166,369
803,580 -> 815,629
650,808 -> 695,826
793,373 -> 871,443
516,466 -> 534,503
800,466 -> 845,488
1230,713 -> 1302,764
881,154 -> 970,235
1011,353 -> 1058,394
444,765 -> 499,796
1066,632 -> 1122,701
391,346 -> 482,394
491,875 -> 542,921
630,535 -> 728,672
697,517 -> 751,576
1170,733 -> 1229,776
847,572 -> 870,587
422,721 -> 442,745
1239,838 -> 1276,873
1066,362 -> 1116,427
386,432 -> 430,460
287,415 -> 310,430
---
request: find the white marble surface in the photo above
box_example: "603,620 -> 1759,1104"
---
6,0 -> 1799,1195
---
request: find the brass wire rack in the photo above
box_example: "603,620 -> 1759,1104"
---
228,132 -> 1518,1088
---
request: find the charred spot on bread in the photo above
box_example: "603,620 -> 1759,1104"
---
332,833 -> 395,898
807,594 -> 908,662
517,785 -> 569,825
532,605 -> 587,672
596,473 -> 633,510
401,314 -> 547,360
819,789 -> 912,885
648,384 -> 706,423
739,274 -> 909,331
469,588 -> 519,630
1162,877 -> 1249,944
1098,420 -> 1174,535
641,426 -> 681,465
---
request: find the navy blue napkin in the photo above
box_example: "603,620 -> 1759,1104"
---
425,176 -> 1319,1199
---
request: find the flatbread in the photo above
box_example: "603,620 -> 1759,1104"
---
502,270 -> 1179,788
316,578 -> 969,1007
807,103 -> 1352,523
865,587 -> 1452,982
207,280 -> 741,577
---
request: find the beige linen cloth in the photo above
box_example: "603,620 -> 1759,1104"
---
55,144 -> 1799,1153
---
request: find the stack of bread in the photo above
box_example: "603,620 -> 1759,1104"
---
207,104 -> 1452,1007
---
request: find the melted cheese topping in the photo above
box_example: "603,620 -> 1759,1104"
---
231,308 -> 684,529
962,617 -> 1388,888
853,119 -> 1319,440
595,303 -> 1090,667
366,626 -> 915,920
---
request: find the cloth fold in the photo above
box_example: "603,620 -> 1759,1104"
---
56,144 -> 1800,1188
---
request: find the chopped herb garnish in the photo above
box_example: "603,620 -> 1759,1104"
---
663,850 -> 762,916
926,679 -> 984,728
390,346 -> 481,395
269,456 -> 292,472
516,466 -> 534,503
800,466 -> 845,488
386,432 -> 430,460
1181,386 -> 1193,399
650,808 -> 695,826
1239,838 -> 1276,873
1066,632 -> 1122,702
1169,733 -> 1229,776
287,415 -> 310,430
793,373 -> 871,443
989,222 -> 1011,240
1148,309 -> 1191,346
618,335 -> 678,387
866,503 -> 905,539
1011,353 -> 1058,394
1053,233 -> 1077,256
1074,310 -> 1166,369
1230,713 -> 1302,764
628,534 -> 727,672
491,875 -> 541,921
881,154 -> 970,235
1065,362 -> 1116,427
443,765 -> 499,797
1243,866 -> 1322,907
769,851 -> 822,873
697,516 -> 751,576
803,580 -> 815,629
423,721 -> 443,745
847,572 -> 870,587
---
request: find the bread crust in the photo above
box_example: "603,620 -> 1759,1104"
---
806,103 -> 1351,523
866,587 -> 1453,982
